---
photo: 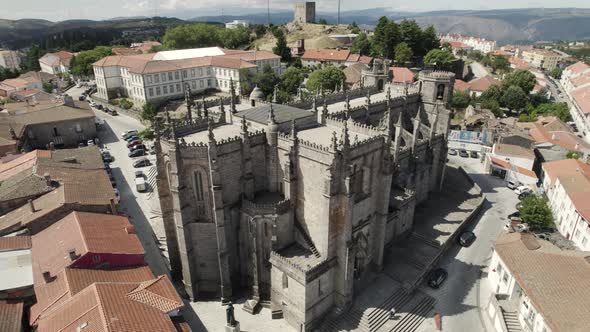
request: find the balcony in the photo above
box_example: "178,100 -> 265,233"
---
242,191 -> 291,215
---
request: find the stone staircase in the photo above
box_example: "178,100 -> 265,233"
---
294,220 -> 321,258
409,232 -> 441,249
317,289 -> 422,332
501,309 -> 523,332
389,296 -> 436,332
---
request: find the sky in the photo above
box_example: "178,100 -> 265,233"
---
2,0 -> 590,21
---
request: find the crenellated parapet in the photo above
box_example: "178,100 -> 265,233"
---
419,70 -> 456,80
297,138 -> 331,154
269,251 -> 336,283
325,117 -> 382,137
242,198 -> 291,215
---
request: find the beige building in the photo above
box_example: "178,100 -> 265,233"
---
0,50 -> 20,70
294,1 -> 315,24
521,49 -> 561,71
155,69 -> 455,331
487,231 -> 590,332
38,51 -> 74,75
92,47 -> 281,107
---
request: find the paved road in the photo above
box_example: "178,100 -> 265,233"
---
469,62 -> 490,79
416,155 -> 519,332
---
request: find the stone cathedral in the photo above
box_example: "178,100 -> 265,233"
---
155,68 -> 455,331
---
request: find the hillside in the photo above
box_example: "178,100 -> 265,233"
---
253,23 -> 353,51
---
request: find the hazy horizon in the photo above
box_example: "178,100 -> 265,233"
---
2,1 -> 590,22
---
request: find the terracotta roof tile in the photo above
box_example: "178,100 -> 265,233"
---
0,235 -> 31,252
495,232 -> 590,332
302,48 -> 350,61
542,159 -> 590,185
490,156 -> 537,179
566,61 -> 590,75
571,85 -> 590,115
494,143 -> 535,159
0,300 -> 23,332
390,67 -> 415,84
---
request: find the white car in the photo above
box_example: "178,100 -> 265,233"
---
514,186 -> 532,195
506,180 -> 519,190
122,129 -> 139,139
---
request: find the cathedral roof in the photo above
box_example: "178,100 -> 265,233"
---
236,103 -> 314,125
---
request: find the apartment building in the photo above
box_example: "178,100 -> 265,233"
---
487,231 -> 590,332
0,49 -> 21,70
521,49 -> 561,71
92,47 -> 281,107
541,159 -> 590,250
439,34 -> 496,54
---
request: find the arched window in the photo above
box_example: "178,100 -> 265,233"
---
436,84 -> 445,100
282,272 -> 289,289
192,170 -> 207,218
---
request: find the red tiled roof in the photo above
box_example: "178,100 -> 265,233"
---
31,211 -> 144,285
529,122 -> 590,151
454,79 -> 470,92
490,156 -> 537,179
571,85 -> 590,115
0,300 -> 23,332
38,279 -> 182,332
569,72 -> 590,88
302,48 -> 350,61
0,150 -> 49,182
126,275 -> 183,313
543,159 -> 590,185
0,235 -> 31,252
570,192 -> 590,222
509,56 -> 530,69
565,61 -> 590,75
390,67 -> 415,84
467,75 -> 501,92
495,143 -> 535,159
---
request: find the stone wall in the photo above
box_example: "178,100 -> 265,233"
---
187,222 -> 221,294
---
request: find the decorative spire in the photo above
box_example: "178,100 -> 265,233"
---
164,106 -> 171,124
397,110 -> 403,127
366,90 -> 371,105
345,93 -> 350,111
230,78 -> 237,113
386,85 -> 391,100
170,119 -> 177,141
331,131 -> 338,152
312,95 -> 317,112
290,119 -> 297,140
343,120 -> 350,149
241,115 -> 248,134
323,99 -> 329,117
207,118 -> 215,143
268,103 -> 276,124
219,97 -> 224,113
341,77 -> 346,92
272,84 -> 278,103
185,83 -> 192,121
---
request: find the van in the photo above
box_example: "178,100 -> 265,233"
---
135,177 -> 147,192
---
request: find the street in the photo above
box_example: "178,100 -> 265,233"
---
469,62 -> 490,79
417,155 -> 519,332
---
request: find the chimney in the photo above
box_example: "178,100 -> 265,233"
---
110,198 -> 117,215
125,225 -> 136,234
42,271 -> 51,283
44,172 -> 51,186
68,249 -> 77,261
28,199 -> 35,213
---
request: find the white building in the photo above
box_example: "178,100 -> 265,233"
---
92,47 -> 282,107
560,62 -> 590,141
439,34 -> 496,54
486,231 -> 590,332
0,49 -> 20,70
225,20 -> 249,29
521,49 -> 562,71
484,143 -> 538,186
541,159 -> 590,250
38,51 -> 74,75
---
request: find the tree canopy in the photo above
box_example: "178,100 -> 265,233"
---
163,24 -> 250,50
306,65 -> 346,93
452,91 -> 471,109
21,44 -> 41,72
503,70 -> 537,95
279,67 -> 304,95
70,46 -> 113,77
394,42 -> 413,64
254,64 -> 279,100
500,85 -> 528,111
518,195 -> 554,231
549,67 -> 563,79
350,32 -> 372,56
141,102 -> 158,123
272,29 -> 291,62
423,49 -> 455,70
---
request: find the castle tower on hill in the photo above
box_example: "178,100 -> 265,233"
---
294,1 -> 316,24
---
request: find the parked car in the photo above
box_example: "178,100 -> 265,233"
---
130,144 -> 146,152
97,104 -> 104,110
78,95 -> 86,101
122,130 -> 139,139
506,180 -> 519,190
133,158 -> 150,168
469,151 -> 478,158
507,211 -> 520,220
128,149 -> 146,158
125,135 -> 139,142
518,191 -> 532,200
135,177 -> 147,192
110,109 -> 118,116
101,151 -> 114,163
135,170 -> 145,178
448,149 -> 457,156
514,186 -> 532,195
87,139 -> 95,146
459,149 -> 469,158
457,231 -> 476,247
427,268 -> 448,289
127,139 -> 142,149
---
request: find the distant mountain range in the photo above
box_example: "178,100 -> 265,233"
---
1,7 -> 590,50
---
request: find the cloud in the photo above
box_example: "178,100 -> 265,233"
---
123,0 -> 151,12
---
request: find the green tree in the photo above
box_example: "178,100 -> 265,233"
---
441,42 -> 452,52
452,91 -> 471,109
163,24 -> 221,49
481,99 -> 502,117
141,103 -> 158,123
349,21 -> 361,34
503,69 -> 537,95
218,26 -> 251,49
534,102 -> 571,122
491,55 -> 510,73
70,46 -> 113,78
138,128 -> 155,141
22,44 -> 41,71
423,49 -> 455,70
566,151 -> 581,159
254,64 -> 279,99
480,85 -> 503,102
239,68 -> 256,96
149,45 -> 166,53
279,67 -> 304,95
399,20 -> 423,55
42,81 -> 54,93
518,195 -> 554,231
306,65 -> 346,93
272,29 -> 291,62
350,32 -> 372,56
254,24 -> 267,39
467,50 -> 484,62
318,18 -> 328,25
549,67 -> 563,79
500,85 -> 528,112
119,98 -> 134,110
372,16 -> 400,58
394,42 -> 413,64
420,26 -> 440,56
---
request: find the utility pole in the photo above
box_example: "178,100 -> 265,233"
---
338,0 -> 341,25
267,0 -> 271,26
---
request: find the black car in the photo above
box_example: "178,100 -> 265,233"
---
508,211 -> 520,219
101,151 -> 114,163
78,95 -> 86,101
130,144 -> 146,152
518,191 -> 532,200
470,151 -> 478,158
427,268 -> 448,289
97,104 -> 104,110
459,149 -> 469,158
128,149 -> 146,158
133,158 -> 151,168
457,231 -> 476,247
